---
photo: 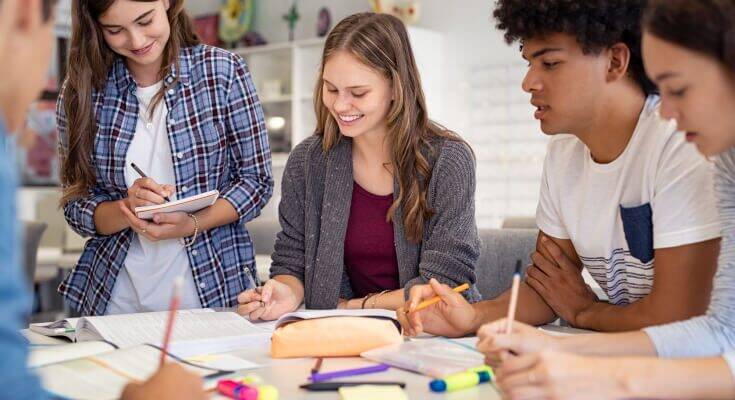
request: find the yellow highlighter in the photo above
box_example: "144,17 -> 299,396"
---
429,365 -> 494,393
411,283 -> 470,313
238,374 -> 279,400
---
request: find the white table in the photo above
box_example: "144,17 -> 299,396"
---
23,328 -> 502,400
216,346 -> 502,400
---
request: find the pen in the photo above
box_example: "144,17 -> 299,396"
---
160,276 -> 183,367
300,381 -> 406,391
51,328 -> 75,334
410,283 -> 470,313
506,260 -> 522,334
130,162 -> 171,202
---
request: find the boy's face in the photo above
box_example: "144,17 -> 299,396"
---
521,33 -> 612,136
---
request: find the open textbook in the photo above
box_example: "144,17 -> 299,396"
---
33,344 -> 224,400
29,308 -> 272,357
29,309 -> 270,400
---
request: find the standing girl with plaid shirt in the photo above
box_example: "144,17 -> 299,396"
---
57,0 -> 273,316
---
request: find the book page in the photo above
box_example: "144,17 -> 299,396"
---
28,341 -> 115,368
36,345 -> 216,400
78,309 -> 271,351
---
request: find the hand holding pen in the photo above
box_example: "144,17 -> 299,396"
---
125,163 -> 174,213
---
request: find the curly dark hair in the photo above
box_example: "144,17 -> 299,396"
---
493,0 -> 657,95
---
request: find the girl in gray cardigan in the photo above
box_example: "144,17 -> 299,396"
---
236,12 -> 481,320
473,1 -> 735,398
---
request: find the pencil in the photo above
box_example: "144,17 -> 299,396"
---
311,357 -> 323,376
160,277 -> 183,367
411,283 -> 470,313
505,260 -> 522,334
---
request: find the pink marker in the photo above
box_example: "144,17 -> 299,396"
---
217,380 -> 258,400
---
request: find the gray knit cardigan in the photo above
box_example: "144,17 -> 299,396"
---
269,135 -> 481,309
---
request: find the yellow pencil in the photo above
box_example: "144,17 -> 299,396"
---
411,283 -> 470,313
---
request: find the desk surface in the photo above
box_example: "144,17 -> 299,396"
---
23,328 -> 502,400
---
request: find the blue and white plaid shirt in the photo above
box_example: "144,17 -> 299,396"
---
57,44 -> 273,315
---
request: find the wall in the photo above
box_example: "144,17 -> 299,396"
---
412,1 -> 544,227
186,0 -> 370,43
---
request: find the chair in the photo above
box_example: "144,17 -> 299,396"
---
22,220 -> 47,289
475,228 -> 538,300
500,216 -> 537,230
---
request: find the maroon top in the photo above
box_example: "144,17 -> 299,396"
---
344,181 -> 400,298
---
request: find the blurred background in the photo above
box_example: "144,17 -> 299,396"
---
22,0 -> 545,320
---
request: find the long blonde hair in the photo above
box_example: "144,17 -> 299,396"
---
60,0 -> 199,205
314,12 -> 463,243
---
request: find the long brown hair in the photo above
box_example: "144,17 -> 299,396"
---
644,0 -> 735,70
314,12 -> 463,243
60,0 -> 199,205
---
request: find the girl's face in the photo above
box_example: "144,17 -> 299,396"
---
643,31 -> 735,157
98,0 -> 171,74
321,50 -> 393,141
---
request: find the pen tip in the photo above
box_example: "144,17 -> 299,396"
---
514,260 -> 522,276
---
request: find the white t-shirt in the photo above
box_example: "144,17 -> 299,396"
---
536,95 -> 721,305
106,81 -> 201,314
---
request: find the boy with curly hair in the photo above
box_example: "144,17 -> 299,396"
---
398,0 -> 721,334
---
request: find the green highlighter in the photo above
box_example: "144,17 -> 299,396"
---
429,365 -> 494,392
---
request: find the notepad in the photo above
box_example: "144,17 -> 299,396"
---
134,189 -> 219,220
29,309 -> 272,358
34,344 -> 222,400
338,385 -> 408,400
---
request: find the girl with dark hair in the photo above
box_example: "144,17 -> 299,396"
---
58,0 -> 273,316
0,0 -> 206,397
475,1 -> 735,398
236,12 -> 480,320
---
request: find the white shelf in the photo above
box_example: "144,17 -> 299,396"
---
233,37 -> 326,56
